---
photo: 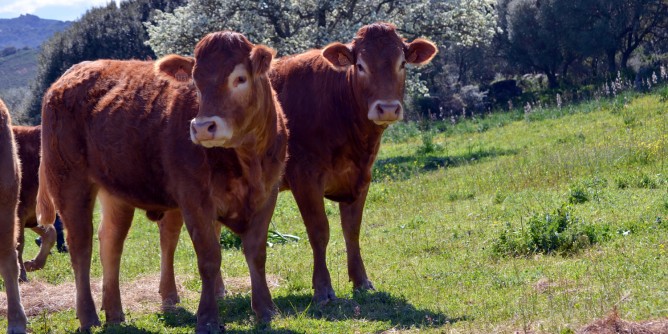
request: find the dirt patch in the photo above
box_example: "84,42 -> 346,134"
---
577,311 -> 668,334
0,274 -> 281,317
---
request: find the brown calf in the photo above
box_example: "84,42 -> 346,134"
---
36,31 -> 287,333
271,22 -> 437,303
156,22 -> 438,306
0,99 -> 28,333
12,125 -> 59,281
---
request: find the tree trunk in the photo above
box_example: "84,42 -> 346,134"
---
606,49 -> 617,75
546,71 -> 559,89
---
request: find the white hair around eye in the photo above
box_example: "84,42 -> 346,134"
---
228,63 -> 249,92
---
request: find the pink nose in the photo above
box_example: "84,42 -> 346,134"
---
376,103 -> 402,121
190,119 -> 217,142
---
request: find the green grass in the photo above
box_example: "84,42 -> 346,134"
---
2,91 -> 667,333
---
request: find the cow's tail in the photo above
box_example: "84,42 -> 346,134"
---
36,158 -> 55,228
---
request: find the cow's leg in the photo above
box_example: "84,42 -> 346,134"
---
180,201 -> 223,333
339,185 -> 374,291
0,212 -> 27,334
158,210 -> 225,308
24,224 -> 56,272
98,191 -> 134,324
56,182 -> 100,330
239,187 -> 278,322
158,209 -> 183,307
290,181 -> 335,304
16,222 -> 26,282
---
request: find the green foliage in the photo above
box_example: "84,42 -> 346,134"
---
492,206 -> 611,256
219,227 -> 300,250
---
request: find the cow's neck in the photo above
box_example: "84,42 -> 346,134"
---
345,71 -> 386,159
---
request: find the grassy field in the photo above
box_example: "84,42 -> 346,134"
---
2,91 -> 667,333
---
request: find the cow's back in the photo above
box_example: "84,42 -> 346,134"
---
13,125 -> 40,227
42,59 -> 198,209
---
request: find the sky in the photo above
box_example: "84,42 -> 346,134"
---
0,0 -> 120,21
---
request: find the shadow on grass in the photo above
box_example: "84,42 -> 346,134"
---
372,146 -> 517,182
154,290 -> 465,332
89,323 -> 161,333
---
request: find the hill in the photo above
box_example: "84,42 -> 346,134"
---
0,47 -> 39,90
0,14 -> 71,49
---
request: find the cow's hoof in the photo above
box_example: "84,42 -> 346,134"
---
7,324 -> 27,334
79,316 -> 102,332
195,322 -> 225,334
255,305 -> 277,323
23,259 -> 45,272
104,312 -> 125,324
313,287 -> 337,306
161,296 -> 180,309
354,280 -> 375,292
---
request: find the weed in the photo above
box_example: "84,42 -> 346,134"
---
492,206 -> 611,256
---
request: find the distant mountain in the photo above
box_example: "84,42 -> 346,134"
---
0,14 -> 72,49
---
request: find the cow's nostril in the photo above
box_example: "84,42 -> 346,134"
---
376,104 -> 384,114
207,122 -> 217,134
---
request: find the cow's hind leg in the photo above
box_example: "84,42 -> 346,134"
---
24,224 -> 56,272
0,210 -> 27,333
290,181 -> 336,304
56,182 -> 100,330
98,190 -> 134,324
339,186 -> 374,291
240,187 -> 278,322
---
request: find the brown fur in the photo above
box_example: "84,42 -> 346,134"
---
36,31 -> 287,332
11,125 -> 58,281
0,99 -> 28,333
270,22 -> 437,303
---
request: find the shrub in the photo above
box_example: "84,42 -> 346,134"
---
492,206 -> 611,257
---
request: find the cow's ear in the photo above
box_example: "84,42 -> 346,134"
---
155,55 -> 195,82
322,42 -> 354,70
405,39 -> 438,65
250,44 -> 276,76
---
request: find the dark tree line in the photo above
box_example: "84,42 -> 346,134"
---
22,0 -> 185,124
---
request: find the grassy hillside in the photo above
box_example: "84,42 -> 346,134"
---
0,48 -> 38,90
2,91 -> 666,333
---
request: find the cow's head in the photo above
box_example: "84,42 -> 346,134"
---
322,22 -> 437,126
157,31 -> 275,148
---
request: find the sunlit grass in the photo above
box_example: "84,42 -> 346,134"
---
1,91 -> 667,333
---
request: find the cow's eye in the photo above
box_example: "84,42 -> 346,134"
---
400,61 -> 406,70
356,63 -> 365,73
233,76 -> 247,87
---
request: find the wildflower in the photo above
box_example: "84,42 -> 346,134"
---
556,93 -> 562,109
652,71 -> 658,84
508,100 -> 513,111
524,102 -> 532,114
661,65 -> 667,80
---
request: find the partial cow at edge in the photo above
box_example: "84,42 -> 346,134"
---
36,31 -> 287,333
12,125 -> 60,282
0,99 -> 28,334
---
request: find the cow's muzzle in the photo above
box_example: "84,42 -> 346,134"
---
190,116 -> 233,147
368,100 -> 403,125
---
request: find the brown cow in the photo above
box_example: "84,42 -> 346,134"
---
271,22 -> 437,303
156,22 -> 438,306
36,31 -> 287,332
12,125 -> 60,282
0,99 -> 28,334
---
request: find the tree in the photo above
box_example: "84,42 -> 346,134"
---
145,0 -> 499,116
23,0 -> 186,124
